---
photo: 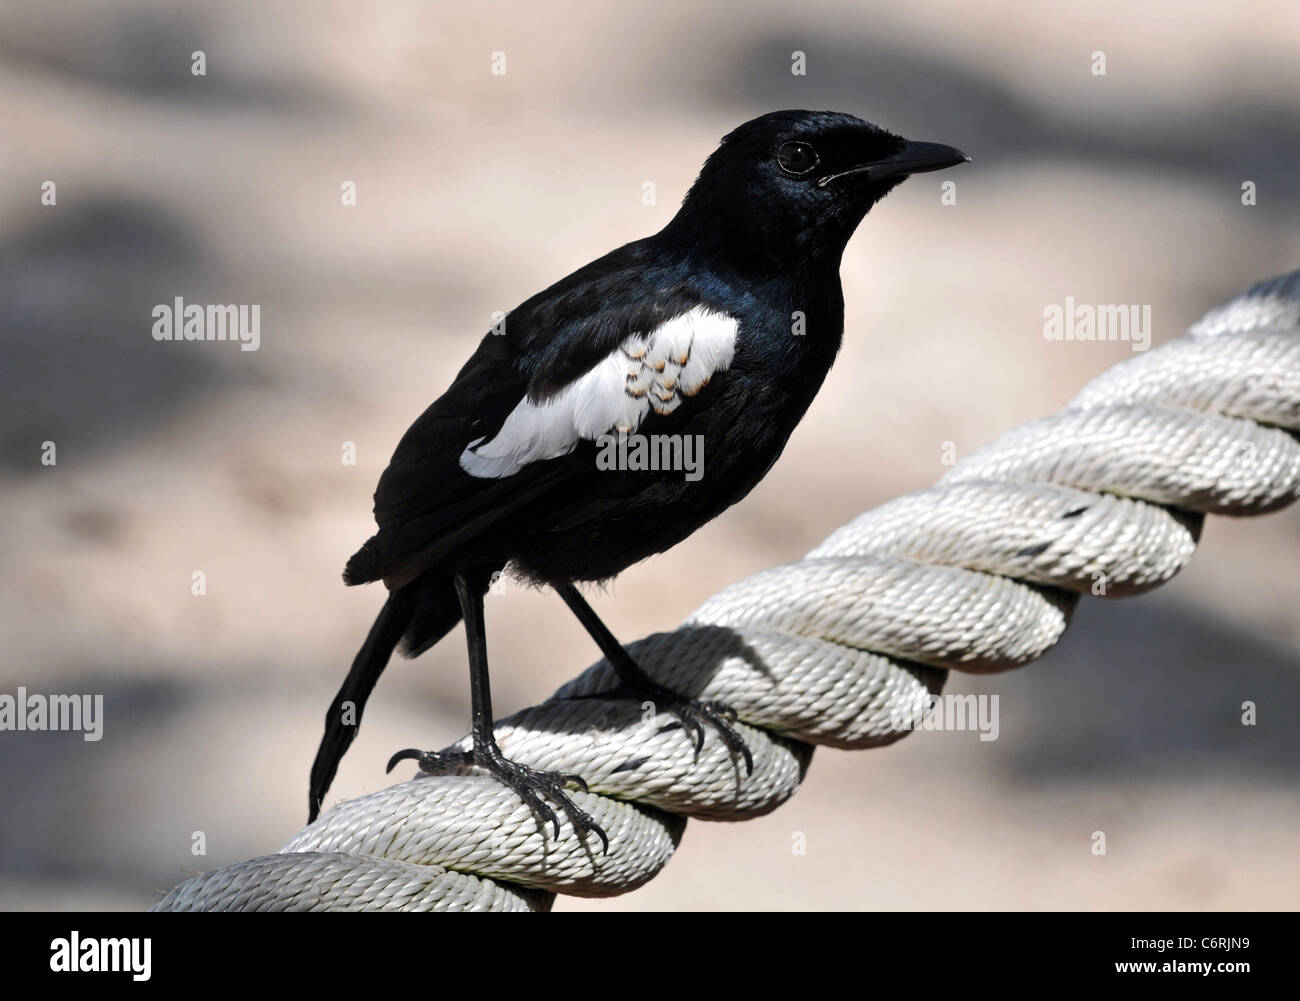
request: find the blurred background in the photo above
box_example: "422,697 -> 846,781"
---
2,0 -> 1298,911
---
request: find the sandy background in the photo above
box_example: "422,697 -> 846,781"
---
1,0 -> 1298,910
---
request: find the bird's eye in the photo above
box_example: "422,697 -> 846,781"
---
777,141 -> 819,177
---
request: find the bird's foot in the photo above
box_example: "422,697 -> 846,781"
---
610,673 -> 754,776
387,742 -> 609,854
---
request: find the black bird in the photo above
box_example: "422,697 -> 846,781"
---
309,110 -> 968,844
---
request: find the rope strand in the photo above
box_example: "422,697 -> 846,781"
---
155,269 -> 1300,911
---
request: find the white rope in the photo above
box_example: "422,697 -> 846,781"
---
154,270 -> 1300,911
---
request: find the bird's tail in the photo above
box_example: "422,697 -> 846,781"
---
308,567 -> 498,822
309,587 -> 417,822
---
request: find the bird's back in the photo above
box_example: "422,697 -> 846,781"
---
345,236 -> 845,590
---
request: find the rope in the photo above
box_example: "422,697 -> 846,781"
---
154,269 -> 1300,911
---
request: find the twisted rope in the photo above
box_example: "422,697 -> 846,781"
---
155,270 -> 1300,911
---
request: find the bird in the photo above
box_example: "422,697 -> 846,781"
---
308,109 -> 968,847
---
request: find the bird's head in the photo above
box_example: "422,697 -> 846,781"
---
668,110 -> 968,273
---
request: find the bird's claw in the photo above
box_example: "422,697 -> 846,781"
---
388,741 -> 608,853
627,683 -> 754,776
385,746 -> 431,772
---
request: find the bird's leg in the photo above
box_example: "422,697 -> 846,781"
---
388,572 -> 608,853
555,582 -> 754,776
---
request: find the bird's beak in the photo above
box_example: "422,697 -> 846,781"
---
817,141 -> 970,188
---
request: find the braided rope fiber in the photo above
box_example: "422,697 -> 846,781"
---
154,270 -> 1300,911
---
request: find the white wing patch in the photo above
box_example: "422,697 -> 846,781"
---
460,305 -> 737,478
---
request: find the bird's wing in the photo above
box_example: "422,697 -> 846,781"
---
345,250 -> 740,586
460,303 -> 737,478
